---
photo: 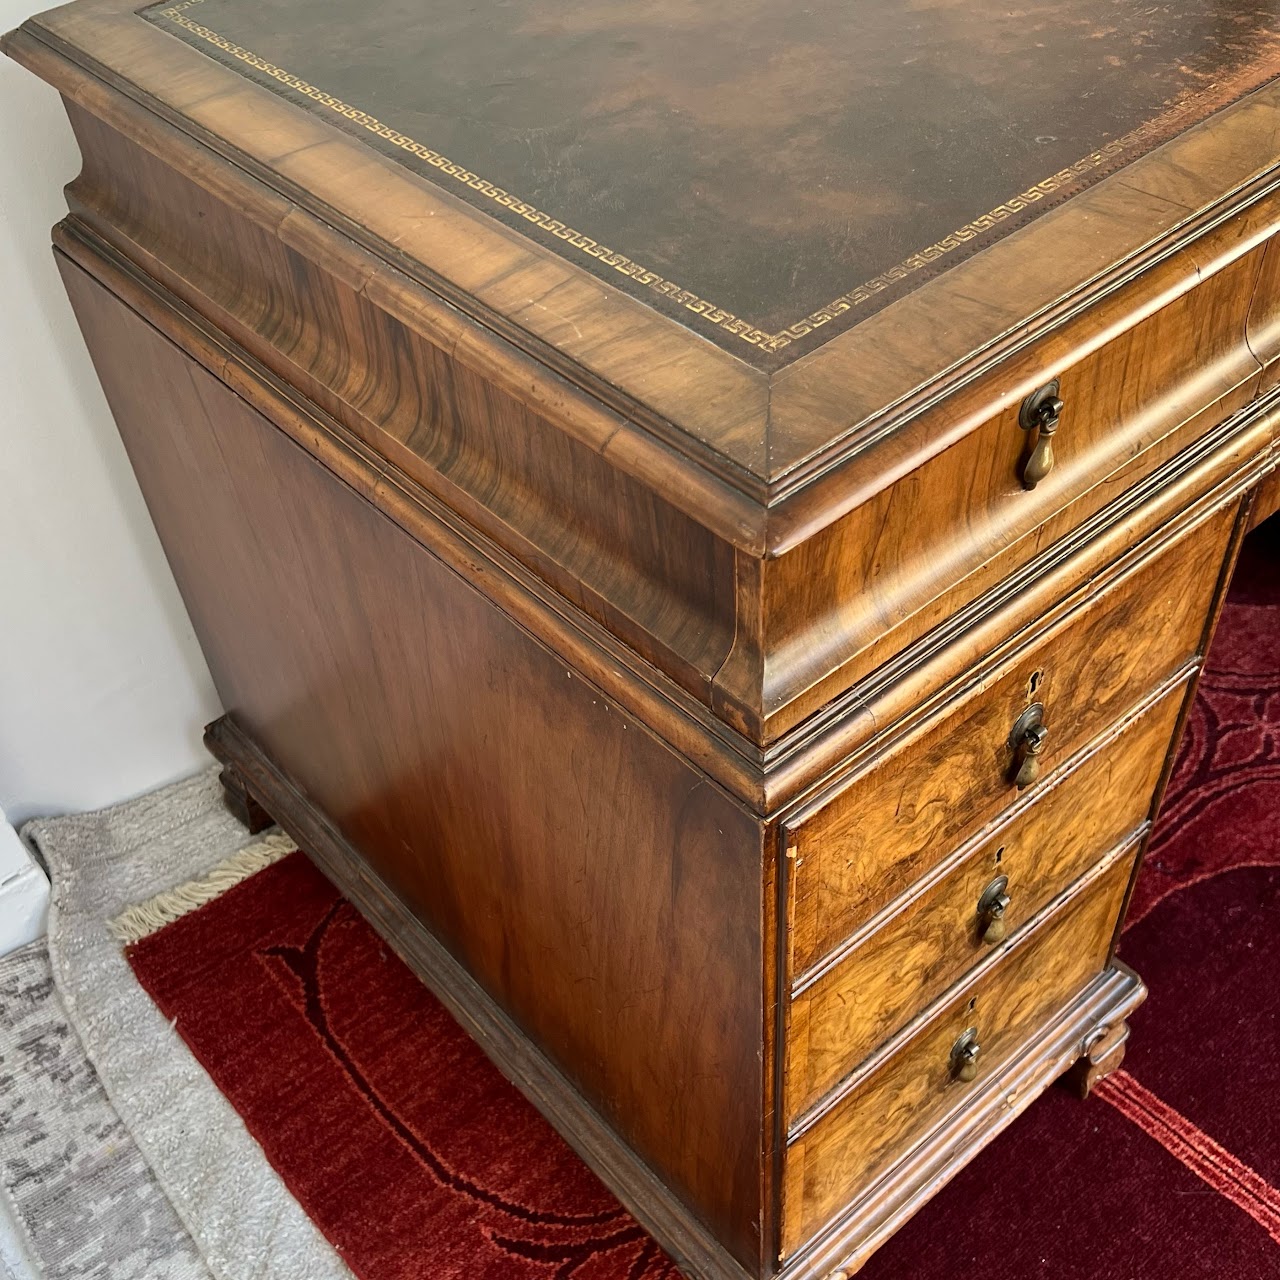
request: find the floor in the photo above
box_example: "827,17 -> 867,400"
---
0,817 -> 46,1280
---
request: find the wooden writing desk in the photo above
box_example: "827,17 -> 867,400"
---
6,2 -> 1280,1274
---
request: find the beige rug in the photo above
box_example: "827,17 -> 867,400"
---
23,768 -> 351,1280
0,938 -> 206,1278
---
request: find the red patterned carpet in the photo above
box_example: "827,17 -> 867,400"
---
126,518 -> 1280,1280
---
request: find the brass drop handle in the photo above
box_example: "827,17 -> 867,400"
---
1009,703 -> 1049,789
1013,724 -> 1048,788
977,875 -> 1011,945
1019,379 -> 1063,490
951,1028 -> 982,1083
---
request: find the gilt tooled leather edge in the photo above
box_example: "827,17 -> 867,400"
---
147,0 -> 1280,363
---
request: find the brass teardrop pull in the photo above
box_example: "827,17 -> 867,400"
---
977,875 -> 1011,945
1009,702 -> 1049,789
1013,724 -> 1048,787
950,1027 -> 982,1083
1019,379 -> 1063,490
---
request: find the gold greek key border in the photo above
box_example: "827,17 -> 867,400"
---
149,0 -> 1260,356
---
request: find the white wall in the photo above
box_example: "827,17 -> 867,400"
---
0,13 -> 223,830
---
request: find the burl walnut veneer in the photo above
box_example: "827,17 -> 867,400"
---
7,2 -> 1280,1275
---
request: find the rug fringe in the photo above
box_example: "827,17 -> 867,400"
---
108,832 -> 298,944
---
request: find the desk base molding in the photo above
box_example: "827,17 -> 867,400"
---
203,714 -> 754,1280
205,713 -> 1146,1280
780,967 -> 1146,1280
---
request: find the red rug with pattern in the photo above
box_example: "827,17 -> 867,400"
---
126,518 -> 1280,1280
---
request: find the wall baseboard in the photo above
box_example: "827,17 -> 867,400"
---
0,810 -> 48,956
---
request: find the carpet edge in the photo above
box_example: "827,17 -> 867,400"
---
109,832 -> 298,944
29,771 -> 355,1280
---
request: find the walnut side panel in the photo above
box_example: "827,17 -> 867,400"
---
206,716 -> 754,1280
57,251 -> 770,1272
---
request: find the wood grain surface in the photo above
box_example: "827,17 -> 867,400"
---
6,0 -> 1280,491
782,844 -> 1139,1256
205,717 -> 756,1280
787,501 -> 1233,973
785,679 -> 1188,1118
41,88 -> 1274,746
3,41 -> 1276,743
57,252 -> 772,1269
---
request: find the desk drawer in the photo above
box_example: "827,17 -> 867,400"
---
785,680 -> 1184,1119
787,502 -> 1232,974
781,843 -> 1136,1257
763,210 -> 1274,740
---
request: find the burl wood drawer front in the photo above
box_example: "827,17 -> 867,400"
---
781,844 -> 1137,1258
787,501 -> 1232,975
785,680 -> 1185,1120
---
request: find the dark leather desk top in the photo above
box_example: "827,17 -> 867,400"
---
8,0 -> 1280,484
144,0 -> 1280,365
